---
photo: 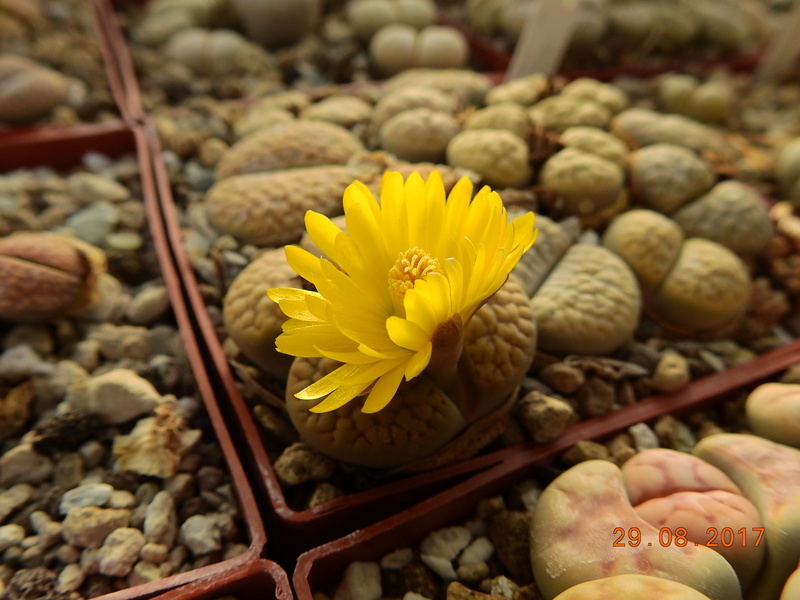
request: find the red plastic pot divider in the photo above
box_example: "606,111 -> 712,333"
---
148,559 -> 292,600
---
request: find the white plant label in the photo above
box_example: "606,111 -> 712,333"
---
505,0 -> 580,81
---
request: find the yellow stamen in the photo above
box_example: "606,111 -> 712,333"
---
388,247 -> 440,300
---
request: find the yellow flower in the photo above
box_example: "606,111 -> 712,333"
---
268,170 -> 537,414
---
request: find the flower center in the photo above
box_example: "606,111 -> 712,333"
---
388,247 -> 440,299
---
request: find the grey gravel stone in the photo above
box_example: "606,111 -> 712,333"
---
144,491 -> 177,547
64,200 -> 119,245
125,286 -> 171,325
59,483 -> 114,514
139,542 -> 169,563
458,536 -> 494,566
57,562 -> 85,592
86,368 -> 161,424
66,172 -> 130,204
0,484 -> 34,523
62,507 -> 131,549
420,554 -> 457,581
0,444 -> 54,485
273,443 -> 336,486
420,526 -> 472,561
179,513 -> 233,555
0,524 -> 25,551
518,391 -> 576,443
0,345 -> 44,382
87,324 -> 152,362
628,422 -> 661,451
97,527 -> 146,577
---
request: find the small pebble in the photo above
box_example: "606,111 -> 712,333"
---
381,547 -> 414,570
420,526 -> 472,561
97,527 -> 146,577
59,483 -> 113,514
333,561 -> 381,600
651,349 -> 691,392
628,422 -> 661,452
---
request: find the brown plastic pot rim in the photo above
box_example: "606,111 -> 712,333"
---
0,123 -> 266,600
150,98 -> 800,538
92,0 -> 147,123
293,338 -> 800,599
145,559 -> 293,600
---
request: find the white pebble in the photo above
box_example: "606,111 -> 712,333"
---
97,527 -> 146,577
458,536 -> 494,566
419,525 -> 472,560
333,561 -> 381,600
380,547 -> 414,570
0,524 -> 25,551
420,553 -> 457,581
57,563 -> 85,592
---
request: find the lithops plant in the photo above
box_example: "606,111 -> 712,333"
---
627,143 -> 716,215
671,181 -> 774,256
446,129 -> 532,188
130,0 -> 229,46
603,209 -> 750,336
657,73 -> 736,124
538,147 -> 626,220
0,232 -> 106,322
529,94 -> 612,132
462,102 -> 533,140
552,574 -> 714,600
381,68 -> 492,107
610,108 -> 737,164
485,73 -> 550,107
694,434 -> 800,600
285,274 -> 536,469
215,120 -> 365,179
369,85 -> 459,143
621,449 -> 765,591
369,24 -> 469,76
527,242 -> 641,355
300,95 -> 373,131
225,170 -> 537,470
163,28 -> 274,78
744,383 -> 800,449
378,107 -> 461,163
0,55 -> 80,125
508,212 -> 641,357
231,0 -> 320,49
558,126 -> 628,169
531,459 -> 742,600
346,0 -> 437,41
224,247 -> 302,378
206,164 -> 376,245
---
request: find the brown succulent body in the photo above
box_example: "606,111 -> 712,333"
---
0,232 -> 106,322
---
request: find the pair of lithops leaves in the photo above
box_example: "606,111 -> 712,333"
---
0,231 -> 106,323
223,226 -> 537,471
0,55 -> 86,126
512,201 -> 759,359
533,427 -> 800,600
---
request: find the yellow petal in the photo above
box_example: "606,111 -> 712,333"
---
404,341 -> 432,379
304,211 -> 343,262
386,316 -> 429,351
284,245 -> 321,283
308,382 -> 371,413
361,362 -> 406,414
